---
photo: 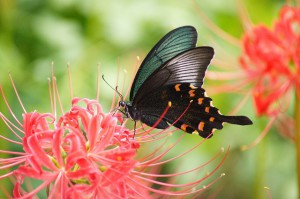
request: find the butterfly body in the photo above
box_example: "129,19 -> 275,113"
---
120,26 -> 252,138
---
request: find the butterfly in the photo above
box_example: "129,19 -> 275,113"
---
119,26 -> 252,138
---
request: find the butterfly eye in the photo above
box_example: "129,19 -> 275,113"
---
119,101 -> 126,107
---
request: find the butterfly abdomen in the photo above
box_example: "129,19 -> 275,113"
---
219,115 -> 253,125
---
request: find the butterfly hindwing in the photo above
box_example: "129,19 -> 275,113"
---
141,115 -> 169,129
139,83 -> 252,138
130,26 -> 197,101
138,83 -> 225,138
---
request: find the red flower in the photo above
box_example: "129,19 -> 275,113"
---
0,74 -> 227,198
240,6 -> 300,116
11,98 -> 143,198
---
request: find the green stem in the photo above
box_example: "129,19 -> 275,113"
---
295,89 -> 300,199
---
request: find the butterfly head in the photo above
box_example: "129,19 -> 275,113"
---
118,101 -> 129,117
118,100 -> 141,121
118,100 -> 126,108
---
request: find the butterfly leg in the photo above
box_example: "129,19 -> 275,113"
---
133,120 -> 137,138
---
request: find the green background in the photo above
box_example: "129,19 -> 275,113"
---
0,0 -> 296,198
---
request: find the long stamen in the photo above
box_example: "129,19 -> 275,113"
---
51,63 -> 57,120
67,63 -> 74,100
241,116 -> 276,151
0,86 -> 22,127
193,1 -> 241,46
9,73 -> 26,114
130,148 -> 229,196
0,113 -> 23,137
96,63 -> 101,101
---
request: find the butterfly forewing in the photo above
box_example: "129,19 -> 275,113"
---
132,47 -> 214,104
130,26 -> 197,101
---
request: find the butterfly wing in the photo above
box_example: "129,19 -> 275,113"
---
133,47 -> 214,103
138,84 -> 252,138
130,26 -> 197,101
131,47 -> 252,138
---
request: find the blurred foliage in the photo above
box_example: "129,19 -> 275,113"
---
0,0 -> 296,198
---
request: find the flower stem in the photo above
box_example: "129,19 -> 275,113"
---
295,88 -> 300,199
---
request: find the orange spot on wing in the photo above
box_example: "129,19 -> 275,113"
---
189,90 -> 195,97
198,122 -> 205,131
181,124 -> 188,131
175,84 -> 181,91
205,107 -> 210,113
198,98 -> 204,105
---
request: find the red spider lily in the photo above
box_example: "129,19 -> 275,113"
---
0,72 -> 227,198
240,6 -> 300,116
193,3 -> 298,198
193,3 -> 299,150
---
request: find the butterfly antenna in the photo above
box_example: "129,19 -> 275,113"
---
102,75 -> 124,101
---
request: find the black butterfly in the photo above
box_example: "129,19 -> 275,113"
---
119,26 -> 252,138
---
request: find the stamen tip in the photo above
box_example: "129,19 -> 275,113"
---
99,166 -> 107,172
220,147 -> 225,152
241,145 -> 248,151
